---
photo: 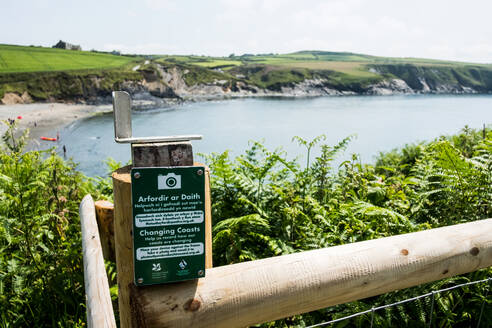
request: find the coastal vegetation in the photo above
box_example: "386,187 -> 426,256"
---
207,126 -> 492,326
0,118 -> 490,326
0,69 -> 142,102
0,121 -> 111,326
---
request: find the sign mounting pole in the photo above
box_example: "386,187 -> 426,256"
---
111,91 -> 212,327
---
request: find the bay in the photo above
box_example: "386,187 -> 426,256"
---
56,94 -> 492,177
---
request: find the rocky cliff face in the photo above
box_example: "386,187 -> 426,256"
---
136,62 -> 491,101
2,62 -> 491,106
133,63 -> 490,102
367,64 -> 492,94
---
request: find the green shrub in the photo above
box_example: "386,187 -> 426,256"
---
204,126 -> 492,327
0,120 -> 109,327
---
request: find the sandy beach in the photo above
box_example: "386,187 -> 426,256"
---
0,103 -> 112,143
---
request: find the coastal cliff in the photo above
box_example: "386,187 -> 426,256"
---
2,60 -> 492,106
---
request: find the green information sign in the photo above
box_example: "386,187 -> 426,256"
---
131,166 -> 206,286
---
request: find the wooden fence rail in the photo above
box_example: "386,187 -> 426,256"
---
79,194 -> 117,328
124,218 -> 492,328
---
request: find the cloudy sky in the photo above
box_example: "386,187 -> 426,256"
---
2,0 -> 491,63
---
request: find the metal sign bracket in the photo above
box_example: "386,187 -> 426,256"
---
112,91 -> 202,145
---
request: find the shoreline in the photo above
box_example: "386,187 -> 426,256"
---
0,103 -> 113,145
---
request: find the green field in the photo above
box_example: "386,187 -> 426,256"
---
245,51 -> 375,63
0,44 -> 138,73
237,50 -> 492,67
269,61 -> 378,77
193,59 -> 242,68
158,51 -> 492,76
3,44 -> 491,77
156,55 -> 242,69
157,52 -> 381,74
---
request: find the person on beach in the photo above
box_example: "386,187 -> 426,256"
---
63,145 -> 67,158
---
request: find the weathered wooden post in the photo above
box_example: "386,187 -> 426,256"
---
111,92 -> 212,328
95,200 -> 116,261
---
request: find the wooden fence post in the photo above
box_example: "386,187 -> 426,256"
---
95,200 -> 116,261
112,142 -> 213,328
79,194 -> 117,328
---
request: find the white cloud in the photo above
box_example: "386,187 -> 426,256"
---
4,0 -> 492,62
144,0 -> 177,10
458,44 -> 492,63
283,38 -> 353,54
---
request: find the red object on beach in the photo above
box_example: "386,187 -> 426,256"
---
40,137 -> 57,141
17,116 -> 22,119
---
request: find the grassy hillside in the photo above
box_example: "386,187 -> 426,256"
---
0,44 -> 138,73
0,44 -> 146,102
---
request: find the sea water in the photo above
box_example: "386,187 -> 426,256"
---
48,94 -> 492,177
